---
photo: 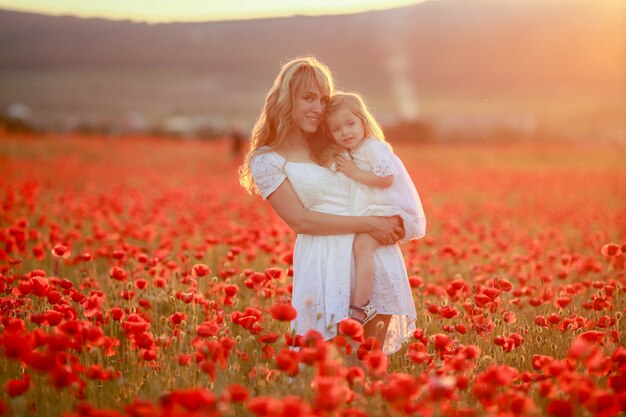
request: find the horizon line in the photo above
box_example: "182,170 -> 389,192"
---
0,1 -> 433,24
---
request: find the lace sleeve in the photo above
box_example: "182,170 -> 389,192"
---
366,140 -> 397,177
250,151 -> 286,199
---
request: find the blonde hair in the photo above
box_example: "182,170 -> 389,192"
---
325,91 -> 391,150
239,56 -> 334,194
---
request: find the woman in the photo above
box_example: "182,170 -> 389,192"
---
239,56 -> 417,354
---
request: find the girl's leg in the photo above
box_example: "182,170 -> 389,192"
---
364,314 -> 391,349
351,233 -> 381,321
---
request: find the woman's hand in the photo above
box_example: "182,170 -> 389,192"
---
367,215 -> 405,245
335,154 -> 359,179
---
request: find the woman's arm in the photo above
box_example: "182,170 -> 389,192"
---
266,178 -> 403,239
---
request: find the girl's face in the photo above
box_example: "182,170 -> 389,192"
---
292,83 -> 328,135
325,107 -> 365,150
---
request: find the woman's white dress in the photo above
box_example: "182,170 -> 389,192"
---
250,147 -> 417,354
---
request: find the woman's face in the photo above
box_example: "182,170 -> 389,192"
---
292,83 -> 328,134
326,107 -> 365,150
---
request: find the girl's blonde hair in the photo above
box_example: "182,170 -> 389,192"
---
239,56 -> 334,194
325,91 -> 391,150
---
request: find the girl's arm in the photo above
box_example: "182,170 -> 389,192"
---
266,178 -> 403,239
335,154 -> 392,188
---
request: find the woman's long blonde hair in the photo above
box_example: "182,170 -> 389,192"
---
239,56 -> 334,194
325,91 -> 391,150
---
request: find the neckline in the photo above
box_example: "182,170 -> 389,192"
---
285,160 -> 324,168
271,150 -> 323,168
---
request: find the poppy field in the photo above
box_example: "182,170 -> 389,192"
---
0,133 -> 625,417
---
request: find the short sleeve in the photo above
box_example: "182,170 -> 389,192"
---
365,139 -> 397,177
249,150 -> 287,199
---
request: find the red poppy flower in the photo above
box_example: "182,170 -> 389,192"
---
142,349 -> 157,361
282,396 -> 313,417
462,345 -> 480,359
177,291 -> 195,304
269,303 -> 297,321
109,267 -> 127,281
259,333 -> 279,344
503,311 -> 517,323
433,333 -> 452,351
495,278 -> 513,292
547,313 -> 561,325
546,399 -> 573,417
31,276 -> 49,297
275,348 -> 300,376
364,350 -> 388,376
109,307 -> 124,321
578,331 -> 605,344
6,374 -> 30,397
59,278 -> 73,289
223,284 -> 238,297
279,250 -> 293,265
313,376 -> 348,411
77,251 -> 93,262
247,396 -> 283,417
168,388 -> 216,412
409,275 -> 424,288
196,321 -> 219,338
226,384 -> 249,403
178,354 -> 192,366
440,305 -> 460,319
555,297 -> 571,309
338,319 -> 364,342
427,304 -> 441,314
0,332 -> 33,360
51,244 -> 71,259
264,267 -> 283,280
346,366 -> 366,386
124,399 -> 158,416
474,294 -> 491,307
191,263 -> 211,278
483,287 -> 500,300
169,312 -> 187,325
600,243 -> 622,258
43,309 -> 63,326
608,375 -> 626,394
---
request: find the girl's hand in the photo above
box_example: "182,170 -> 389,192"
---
335,154 -> 359,178
367,216 -> 405,245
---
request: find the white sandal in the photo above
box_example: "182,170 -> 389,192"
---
349,301 -> 377,326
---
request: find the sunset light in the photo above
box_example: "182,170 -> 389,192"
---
0,0 -> 431,22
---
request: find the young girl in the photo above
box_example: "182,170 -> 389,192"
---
325,92 -> 427,325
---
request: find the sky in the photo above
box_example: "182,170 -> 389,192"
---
0,0 -> 431,23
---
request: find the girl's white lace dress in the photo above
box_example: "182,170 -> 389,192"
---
346,137 -> 426,244
250,147 -> 417,355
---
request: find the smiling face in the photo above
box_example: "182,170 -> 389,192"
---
292,83 -> 328,135
325,106 -> 366,150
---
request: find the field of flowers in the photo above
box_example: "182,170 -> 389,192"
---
0,132 -> 625,417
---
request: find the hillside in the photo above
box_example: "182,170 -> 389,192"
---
0,0 -> 623,139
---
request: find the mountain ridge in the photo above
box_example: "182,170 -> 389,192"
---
0,0 -> 623,138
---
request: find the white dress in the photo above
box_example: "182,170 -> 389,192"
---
346,137 -> 426,243
250,147 -> 416,355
